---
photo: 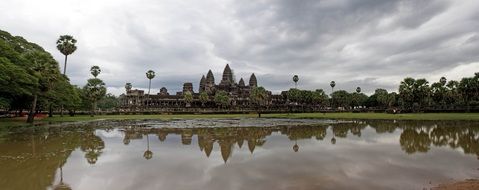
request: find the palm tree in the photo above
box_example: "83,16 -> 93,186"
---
330,81 -> 336,93
199,91 -> 208,107
84,78 -> 106,117
56,35 -> 77,75
250,86 -> 268,117
184,91 -> 193,107
125,82 -> 132,92
293,75 -> 299,88
145,70 -> 155,108
440,76 -> 447,86
330,81 -> 336,109
144,134 -> 153,160
90,66 -> 101,78
356,87 -> 361,93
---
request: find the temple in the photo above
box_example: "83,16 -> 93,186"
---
119,64 -> 282,110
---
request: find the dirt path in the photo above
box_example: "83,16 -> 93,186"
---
431,179 -> 479,190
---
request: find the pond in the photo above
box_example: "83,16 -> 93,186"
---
0,118 -> 478,190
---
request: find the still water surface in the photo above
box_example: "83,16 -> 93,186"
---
0,119 -> 478,190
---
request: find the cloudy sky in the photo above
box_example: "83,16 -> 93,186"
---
1,0 -> 478,95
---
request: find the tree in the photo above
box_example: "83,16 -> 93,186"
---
125,82 -> 132,92
98,93 -> 119,111
184,91 -> 193,107
293,75 -> 299,88
145,70 -> 155,108
83,78 -> 106,117
311,89 -> 329,108
24,51 -> 60,123
287,88 -> 301,104
56,35 -> 77,75
399,77 -> 430,111
90,66 -> 101,78
374,89 -> 389,108
330,81 -> 336,92
250,86 -> 268,117
214,91 -> 229,108
356,87 -> 361,93
199,91 -> 208,107
331,90 -> 351,109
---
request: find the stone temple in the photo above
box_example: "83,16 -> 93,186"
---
119,64 -> 279,109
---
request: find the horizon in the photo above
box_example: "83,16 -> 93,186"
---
1,0 -> 478,96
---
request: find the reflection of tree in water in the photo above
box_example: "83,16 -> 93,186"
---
119,121 -> 479,161
80,129 -> 105,164
400,128 -> 431,154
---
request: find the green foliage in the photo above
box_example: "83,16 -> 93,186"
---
214,91 -> 229,108
184,91 -> 193,104
199,91 -> 209,106
56,35 -> 77,56
331,90 -> 351,108
98,93 -> 119,110
90,65 -> 101,78
250,86 -> 268,106
0,30 -> 80,113
84,78 -> 107,102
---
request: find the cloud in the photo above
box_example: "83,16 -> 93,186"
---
1,0 -> 478,95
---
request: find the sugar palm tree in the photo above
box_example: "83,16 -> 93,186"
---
330,81 -> 336,93
56,35 -> 77,75
143,134 -> 153,160
293,75 -> 299,88
356,87 -> 361,93
184,91 -> 193,107
125,82 -> 132,92
145,70 -> 155,108
250,86 -> 268,117
90,66 -> 101,78
330,81 -> 336,109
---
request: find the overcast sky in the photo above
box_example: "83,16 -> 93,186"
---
1,0 -> 478,95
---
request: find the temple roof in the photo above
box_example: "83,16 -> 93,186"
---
206,70 -> 215,84
249,73 -> 257,87
239,78 -> 245,87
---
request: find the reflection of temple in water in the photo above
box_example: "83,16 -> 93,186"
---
1,120 -> 478,189
121,121 -> 479,163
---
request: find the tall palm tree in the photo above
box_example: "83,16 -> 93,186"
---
356,87 -> 361,93
293,75 -> 299,88
330,81 -> 336,93
56,35 -> 77,75
125,82 -> 132,92
143,134 -> 153,160
440,76 -> 447,86
90,66 -> 101,78
145,70 -> 155,108
330,81 -> 336,109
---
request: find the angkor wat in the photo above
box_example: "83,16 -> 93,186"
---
119,64 -> 287,110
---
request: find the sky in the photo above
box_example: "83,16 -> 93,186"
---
1,0 -> 478,95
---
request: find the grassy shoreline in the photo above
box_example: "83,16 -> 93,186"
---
1,112 -> 478,128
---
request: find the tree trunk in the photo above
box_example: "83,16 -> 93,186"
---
27,94 -> 38,123
60,105 -> 64,117
48,104 -> 53,117
90,101 -> 97,117
63,55 -> 68,75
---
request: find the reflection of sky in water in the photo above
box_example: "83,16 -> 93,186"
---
50,126 -> 479,190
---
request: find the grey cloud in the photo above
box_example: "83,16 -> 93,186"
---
1,0 -> 478,95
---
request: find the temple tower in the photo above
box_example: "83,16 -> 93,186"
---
220,64 -> 234,86
249,73 -> 257,87
199,75 -> 206,92
238,78 -> 245,87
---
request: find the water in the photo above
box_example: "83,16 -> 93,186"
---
0,119 -> 478,190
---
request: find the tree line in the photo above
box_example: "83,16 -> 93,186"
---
0,30 -> 117,122
286,74 -> 479,112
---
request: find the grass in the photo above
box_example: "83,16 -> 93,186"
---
1,112 -> 478,128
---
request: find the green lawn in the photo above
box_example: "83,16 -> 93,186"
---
1,112 -> 478,128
